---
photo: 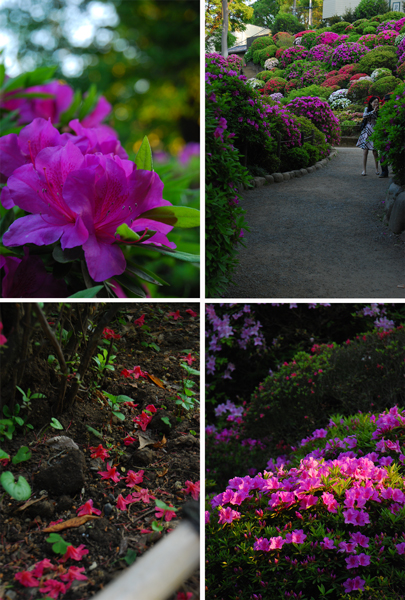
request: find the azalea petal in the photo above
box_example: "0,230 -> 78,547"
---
3,213 -> 67,247
83,234 -> 126,281
0,133 -> 26,178
19,118 -> 61,164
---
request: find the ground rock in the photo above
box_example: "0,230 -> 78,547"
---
389,192 -> 405,234
385,182 -> 403,220
88,518 -> 120,546
131,448 -> 155,466
150,411 -> 176,435
307,166 -> 316,174
25,500 -> 55,519
294,170 -> 302,178
264,175 -> 274,184
34,449 -> 86,496
272,173 -> 284,183
300,168 -> 308,176
254,176 -> 266,187
283,173 -> 290,181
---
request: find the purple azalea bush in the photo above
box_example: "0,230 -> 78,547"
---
0,67 -> 200,298
285,96 -> 341,146
327,42 -> 370,69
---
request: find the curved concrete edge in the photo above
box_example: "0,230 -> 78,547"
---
247,148 -> 338,189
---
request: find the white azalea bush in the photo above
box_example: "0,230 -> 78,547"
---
246,78 -> 264,89
394,33 -> 405,46
265,57 -> 279,70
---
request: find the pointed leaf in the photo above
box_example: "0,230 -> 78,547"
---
59,89 -> 82,126
126,264 -> 168,286
144,245 -> 200,263
0,64 -> 5,88
135,136 -> 153,171
0,471 -> 31,500
78,84 -> 98,120
116,223 -> 141,242
53,246 -> 84,263
68,286 -> 103,298
138,206 -> 200,228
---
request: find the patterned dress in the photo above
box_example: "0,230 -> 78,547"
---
356,107 -> 378,150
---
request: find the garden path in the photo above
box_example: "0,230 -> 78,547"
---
225,147 -> 405,298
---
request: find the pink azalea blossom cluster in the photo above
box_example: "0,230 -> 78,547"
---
317,31 -> 341,46
376,20 -> 398,34
327,42 -> 369,69
14,558 -> 88,599
285,96 -> 341,146
374,30 -> 398,46
207,406 -> 405,596
278,46 -> 309,69
307,43 -> 334,62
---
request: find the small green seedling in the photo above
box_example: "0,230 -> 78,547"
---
16,386 -> 46,409
46,533 -> 72,555
50,418 -> 63,430
152,499 -> 177,532
102,391 -> 133,424
124,549 -> 138,565
1,469 -> 31,501
92,348 -> 116,373
161,416 -> 172,428
1,403 -> 34,440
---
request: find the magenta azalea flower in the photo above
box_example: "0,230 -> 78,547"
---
1,81 -> 74,125
81,95 -> 112,128
3,144 -> 175,281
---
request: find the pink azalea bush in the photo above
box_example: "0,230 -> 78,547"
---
206,406 -> 405,598
327,42 -> 370,69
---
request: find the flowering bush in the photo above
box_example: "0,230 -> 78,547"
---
394,32 -> 405,47
264,57 -> 279,70
328,88 -> 349,103
300,31 -> 318,50
372,81 -> 405,185
264,78 -> 287,95
278,46 -> 309,68
285,96 -> 341,146
328,89 -> 352,110
358,33 -> 378,48
376,19 -> 398,33
206,406 -> 405,599
262,102 -> 302,153
350,72 -> 371,81
327,42 -> 370,69
307,44 -> 334,62
322,74 -> 351,88
246,78 -> 264,89
205,58 -> 251,297
370,67 -> 393,80
286,84 -> 333,102
273,32 -> 294,47
317,31 -> 342,45
397,61 -> 405,79
275,48 -> 285,59
394,17 -> 405,32
285,79 -> 299,94
347,78 -> 373,101
298,65 -> 328,88
256,71 -> 277,82
269,92 -> 284,102
250,36 -> 275,52
374,29 -> 398,46
227,54 -> 243,73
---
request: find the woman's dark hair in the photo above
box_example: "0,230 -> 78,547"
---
367,96 -> 379,113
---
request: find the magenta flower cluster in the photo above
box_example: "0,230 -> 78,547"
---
307,44 -> 334,62
285,96 -> 341,145
0,118 -> 174,282
328,42 -> 370,69
278,46 -> 309,69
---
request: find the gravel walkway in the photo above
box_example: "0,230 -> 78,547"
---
225,148 -> 405,299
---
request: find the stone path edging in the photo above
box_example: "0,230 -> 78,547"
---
245,149 -> 338,190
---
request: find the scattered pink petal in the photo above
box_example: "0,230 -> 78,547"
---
182,480 -> 200,501
180,353 -> 196,366
15,570 -> 39,588
39,579 -> 67,599
98,465 -> 121,482
125,469 -> 144,487
134,314 -> 145,327
89,444 -> 110,461
60,566 -> 88,582
185,309 -> 198,317
76,499 -> 102,516
168,310 -> 183,320
60,544 -> 89,563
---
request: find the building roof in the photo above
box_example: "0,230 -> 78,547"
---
228,44 -> 247,54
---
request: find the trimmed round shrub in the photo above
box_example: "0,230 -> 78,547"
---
264,77 -> 287,94
347,33 -> 362,43
370,75 -> 402,95
316,31 -> 342,45
394,32 -> 405,47
278,45 -> 309,68
257,70 -> 277,82
331,21 -> 352,33
339,63 -> 363,75
354,0 -> 391,20
345,24 -> 355,32
226,54 -> 243,73
374,29 -> 398,46
358,33 -> 377,48
275,48 -> 285,59
347,78 -> 372,101
254,46 -> 278,65
262,102 -> 302,150
328,42 -> 370,69
206,406 -> 405,599
286,84 -> 333,102
394,17 -> 405,32
271,13 -> 304,36
363,25 -> 377,34
286,96 -> 341,145
269,92 -> 284,102
250,36 -> 275,52
358,45 -> 398,73
294,114 -> 330,157
307,43 -> 334,62
371,67 -> 392,80
322,74 -> 350,88
381,10 -> 405,20
246,77 -> 264,89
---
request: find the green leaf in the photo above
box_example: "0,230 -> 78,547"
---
0,472 -> 31,500
0,64 -> 5,87
138,206 -> 200,229
116,395 -> 134,403
0,449 -> 10,460
126,264 -> 169,286
86,425 -> 103,439
78,84 -> 98,120
115,223 -> 141,242
68,286 -> 103,298
135,136 -> 153,171
161,416 -> 171,428
112,411 -> 125,421
52,246 -> 83,264
50,418 -> 63,430
14,416 -> 24,426
114,273 -> 147,298
12,446 -> 32,464
3,66 -> 57,92
59,89 -> 82,126
155,498 -> 177,511
46,533 -> 71,555
151,520 -> 164,532
144,245 -> 200,263
7,92 -> 54,99
124,549 -> 137,566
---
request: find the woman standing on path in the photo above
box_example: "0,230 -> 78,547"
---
356,96 -> 380,176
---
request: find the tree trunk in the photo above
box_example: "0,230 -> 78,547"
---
221,0 -> 228,58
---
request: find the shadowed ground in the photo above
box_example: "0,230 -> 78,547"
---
225,147 -> 405,298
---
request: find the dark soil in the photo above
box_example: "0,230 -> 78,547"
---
0,303 -> 200,600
